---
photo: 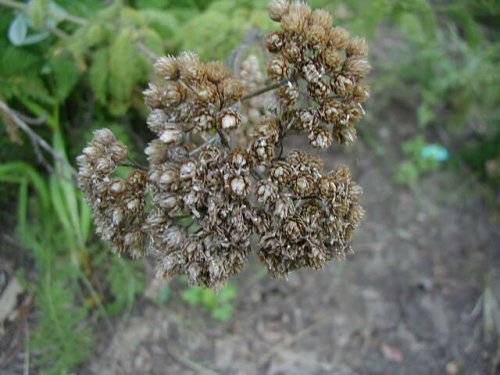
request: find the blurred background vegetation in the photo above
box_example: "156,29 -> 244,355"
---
0,0 -> 498,373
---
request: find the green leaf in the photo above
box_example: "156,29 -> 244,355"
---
181,287 -> 202,306
218,283 -> 237,302
211,304 -> 233,322
201,288 -> 217,307
8,14 -> 28,46
89,48 -> 109,105
108,28 -> 141,115
48,56 -> 81,101
156,286 -> 171,305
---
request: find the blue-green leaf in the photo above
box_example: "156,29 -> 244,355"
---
8,14 -> 28,46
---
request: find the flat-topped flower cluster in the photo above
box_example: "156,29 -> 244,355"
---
77,0 -> 370,290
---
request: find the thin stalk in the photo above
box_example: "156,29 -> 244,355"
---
240,76 -> 296,102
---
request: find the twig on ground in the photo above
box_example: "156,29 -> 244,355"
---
257,315 -> 331,366
167,347 -> 220,375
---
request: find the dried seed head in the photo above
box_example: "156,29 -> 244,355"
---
78,1 -> 369,290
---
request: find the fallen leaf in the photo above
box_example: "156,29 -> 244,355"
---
0,277 -> 23,322
381,343 -> 403,363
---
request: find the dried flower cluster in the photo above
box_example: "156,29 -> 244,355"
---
78,0 -> 369,290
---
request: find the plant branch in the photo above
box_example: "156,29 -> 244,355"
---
135,41 -> 159,62
240,76 -> 296,102
0,100 -> 77,178
189,135 -> 219,156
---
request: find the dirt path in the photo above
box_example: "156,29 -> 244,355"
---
87,132 -> 500,375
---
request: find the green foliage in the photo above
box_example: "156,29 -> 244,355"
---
0,129 -> 144,374
181,282 -> 237,322
395,136 -> 448,185
179,0 -> 272,60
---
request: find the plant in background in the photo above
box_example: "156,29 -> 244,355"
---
181,281 -> 237,322
395,136 -> 449,185
77,0 -> 370,291
0,112 -> 144,373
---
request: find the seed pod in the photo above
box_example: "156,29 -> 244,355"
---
273,196 -> 295,219
158,166 -> 179,190
109,178 -> 127,195
269,161 -> 293,186
199,146 -> 224,168
328,26 -> 350,50
282,39 -> 301,63
163,83 -> 188,106
154,55 -> 179,80
305,24 -> 327,49
268,57 -> 290,80
256,179 -> 278,204
308,127 -> 333,149
178,52 -> 206,82
278,84 -> 299,106
296,109 -> 318,131
292,172 -> 316,197
343,56 -> 371,77
159,123 -> 183,146
179,160 -> 197,181
321,47 -> 343,72
283,217 -> 306,242
333,125 -> 357,144
206,61 -> 231,83
269,0 -> 290,22
218,109 -> 241,131
220,78 -> 243,102
227,149 -> 252,172
346,37 -> 369,57
143,83 -> 167,108
318,175 -> 337,198
251,138 -> 275,163
193,82 -> 218,105
226,175 -> 251,198
281,9 -> 307,34
309,9 -> 333,29
265,31 -> 285,53
347,205 -> 365,227
193,111 -> 216,132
